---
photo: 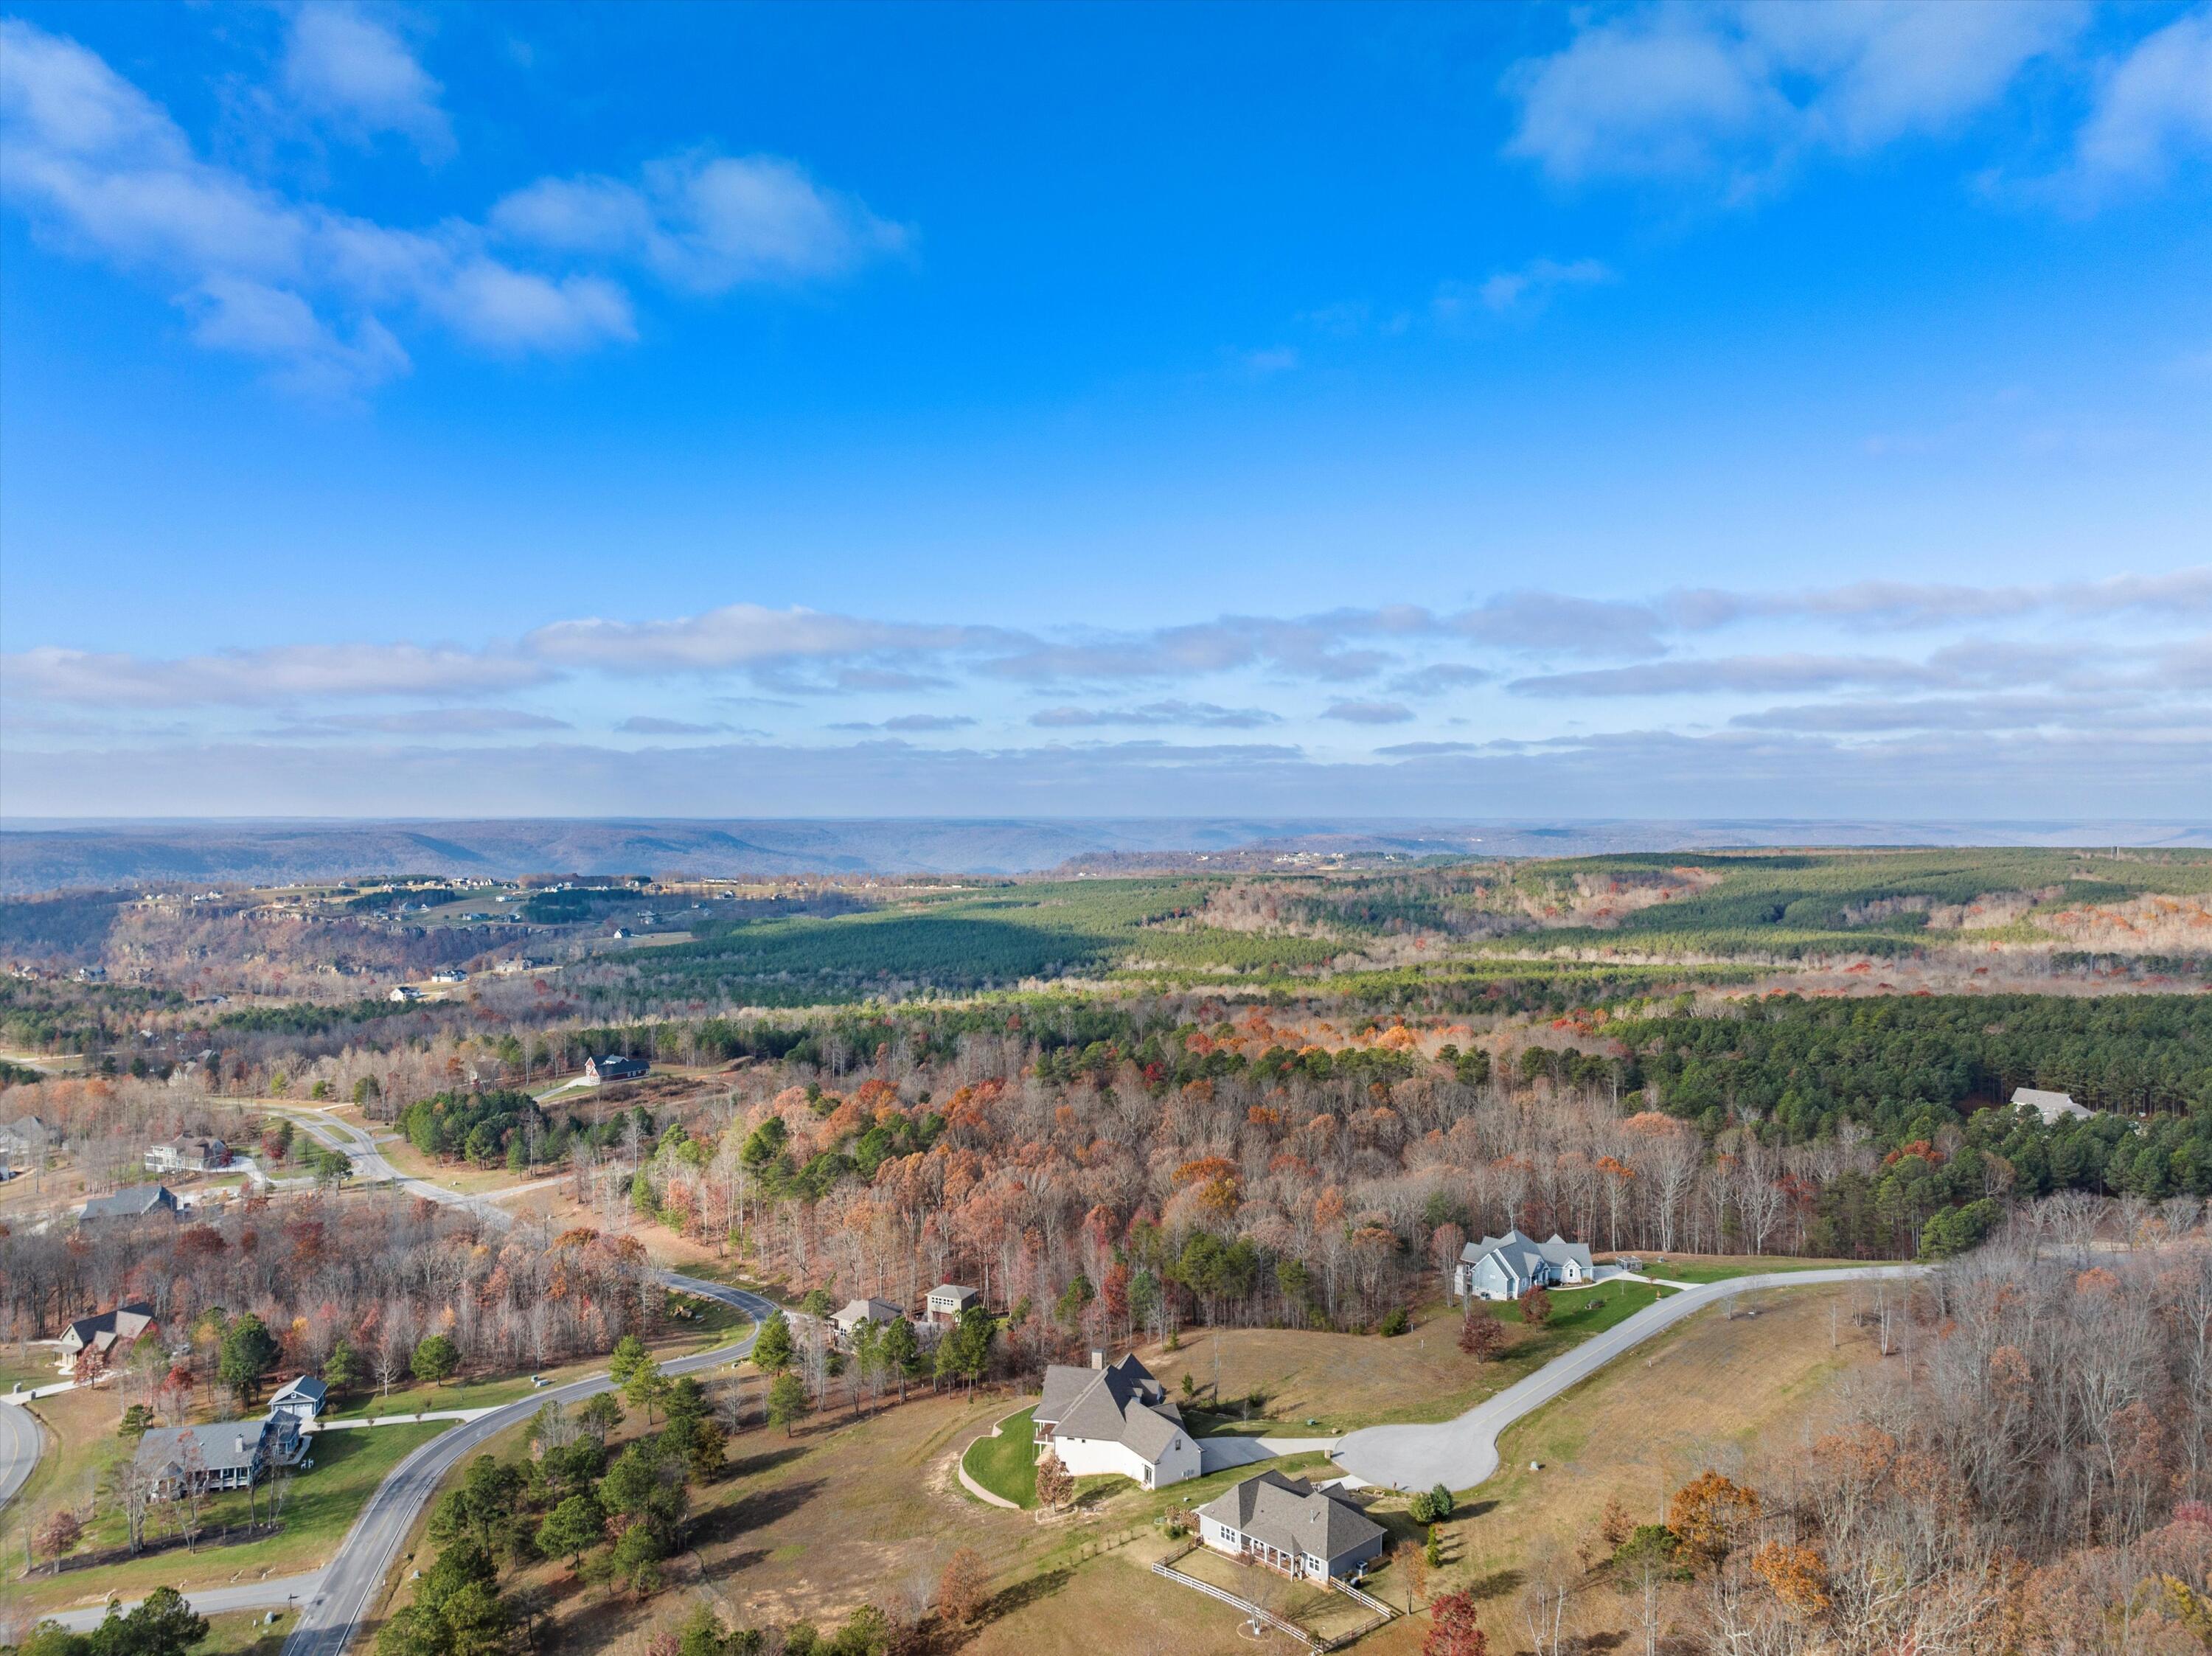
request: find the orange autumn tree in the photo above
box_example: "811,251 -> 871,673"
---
1669,1471 -> 1761,1565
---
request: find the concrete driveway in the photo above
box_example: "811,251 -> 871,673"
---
1332,1266 -> 1923,1492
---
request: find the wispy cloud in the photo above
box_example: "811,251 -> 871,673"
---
1503,1 -> 2088,194
1028,700 -> 1281,729
1322,699 -> 1415,725
490,152 -> 908,291
1439,257 -> 1614,319
1,642 -> 547,707
281,6 -> 453,161
0,18 -> 900,396
830,713 -> 975,733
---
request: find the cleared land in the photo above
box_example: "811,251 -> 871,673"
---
1133,1281 -> 1669,1433
1346,1284 -> 1889,1655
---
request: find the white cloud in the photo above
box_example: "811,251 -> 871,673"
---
1322,699 -> 1416,725
0,19 -> 893,395
1028,701 -> 1281,729
1511,653 -> 1944,698
525,603 -> 1006,675
181,275 -> 410,397
1503,1 -> 2087,190
1,642 -> 546,706
1458,257 -> 1615,315
282,6 -> 453,160
2070,7 -> 2212,189
492,153 -> 908,292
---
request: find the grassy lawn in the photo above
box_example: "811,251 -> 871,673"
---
330,1298 -> 748,1420
195,1608 -> 296,1656
372,1137 -> 550,1196
1635,1254 -> 1870,1284
1138,1284 -> 1672,1434
15,1422 -> 450,1618
0,1346 -> 59,1392
961,1408 -> 1038,1507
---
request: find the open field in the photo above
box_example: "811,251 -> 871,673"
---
197,1607 -> 296,1656
1134,1283 -> 1669,1433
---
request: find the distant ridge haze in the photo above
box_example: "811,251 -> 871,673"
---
1,818 -> 2204,894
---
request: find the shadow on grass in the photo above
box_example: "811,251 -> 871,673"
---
688,1477 -> 827,1547
1465,1568 -> 1523,1601
723,1445 -> 808,1481
981,1565 -> 1074,1625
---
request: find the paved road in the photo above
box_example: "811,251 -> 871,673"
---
35,1102 -> 776,1656
1332,1266 -> 1925,1492
46,1573 -> 328,1632
0,1393 -> 48,1509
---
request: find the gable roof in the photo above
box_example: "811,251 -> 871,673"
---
81,1185 -> 178,1221
1036,1352 -> 1186,1461
136,1419 -> 273,1478
2013,1087 -> 2093,1124
1196,1470 -> 1387,1564
1460,1228 -> 1591,1277
270,1374 -> 328,1407
832,1298 -> 905,1326
62,1301 -> 157,1351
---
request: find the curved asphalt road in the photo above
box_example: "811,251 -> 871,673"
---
1332,1265 -> 1925,1492
37,1103 -> 776,1656
0,1393 -> 49,1509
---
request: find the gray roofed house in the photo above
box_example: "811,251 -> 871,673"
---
0,1114 -> 49,1155
1034,1351 -> 1200,1489
1457,1228 -> 1594,1301
80,1184 -> 181,1225
925,1284 -> 981,1323
830,1298 -> 907,1345
268,1374 -> 329,1422
1196,1469 -> 1388,1582
135,1414 -> 304,1498
2013,1087 -> 2094,1124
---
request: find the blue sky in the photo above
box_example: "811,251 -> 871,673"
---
1,1 -> 2207,820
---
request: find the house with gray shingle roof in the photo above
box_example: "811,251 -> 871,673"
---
135,1414 -> 305,1499
1196,1469 -> 1388,1582
1032,1351 -> 1199,1490
2012,1087 -> 2094,1124
1456,1228 -> 1593,1301
79,1184 -> 181,1226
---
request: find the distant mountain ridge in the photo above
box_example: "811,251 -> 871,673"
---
1,817 -> 2204,894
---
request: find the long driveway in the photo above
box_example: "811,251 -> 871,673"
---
1332,1266 -> 1924,1492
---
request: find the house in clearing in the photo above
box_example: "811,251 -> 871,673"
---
1456,1228 -> 1593,1301
925,1284 -> 980,1323
57,1300 -> 159,1377
135,1415 -> 305,1499
268,1374 -> 329,1424
830,1298 -> 907,1346
1196,1469 -> 1388,1582
1033,1351 -> 1200,1491
145,1135 -> 229,1173
583,1054 -> 650,1083
2013,1087 -> 2094,1124
79,1185 -> 181,1227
